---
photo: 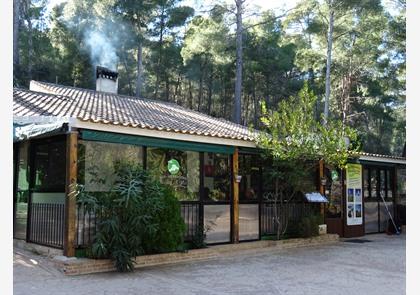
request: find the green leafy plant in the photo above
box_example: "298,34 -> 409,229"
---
257,83 -> 359,240
190,224 -> 211,249
77,161 -> 185,272
297,214 -> 323,238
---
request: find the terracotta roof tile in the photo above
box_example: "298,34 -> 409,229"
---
13,81 -> 256,142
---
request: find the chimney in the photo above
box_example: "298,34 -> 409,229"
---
96,66 -> 118,94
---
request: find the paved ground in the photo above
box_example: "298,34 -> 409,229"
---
14,234 -> 405,295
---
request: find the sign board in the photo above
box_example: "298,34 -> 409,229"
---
167,159 -> 180,175
346,163 -> 363,226
304,192 -> 328,203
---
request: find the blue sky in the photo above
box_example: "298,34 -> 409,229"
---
45,0 -> 401,21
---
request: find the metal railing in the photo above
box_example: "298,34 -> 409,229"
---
28,203 -> 65,248
261,202 -> 320,236
180,202 -> 200,241
75,202 -> 200,248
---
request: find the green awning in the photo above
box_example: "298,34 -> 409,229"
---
80,130 -> 235,154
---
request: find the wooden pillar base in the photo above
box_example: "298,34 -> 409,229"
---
64,131 -> 78,257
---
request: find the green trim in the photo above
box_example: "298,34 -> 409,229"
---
358,160 -> 398,167
238,146 -> 259,154
80,130 -> 235,154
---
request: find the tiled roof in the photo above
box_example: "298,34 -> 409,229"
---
13,81 -> 256,141
351,151 -> 406,162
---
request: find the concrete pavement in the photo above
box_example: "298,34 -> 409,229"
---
13,233 -> 405,295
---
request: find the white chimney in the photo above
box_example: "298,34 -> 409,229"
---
96,66 -> 118,94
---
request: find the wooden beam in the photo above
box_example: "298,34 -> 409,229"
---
63,131 -> 78,257
232,148 -> 239,243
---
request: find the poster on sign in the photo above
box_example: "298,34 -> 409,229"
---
346,163 -> 363,225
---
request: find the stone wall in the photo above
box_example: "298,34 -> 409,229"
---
54,234 -> 339,276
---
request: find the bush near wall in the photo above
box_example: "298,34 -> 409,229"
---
77,161 -> 185,272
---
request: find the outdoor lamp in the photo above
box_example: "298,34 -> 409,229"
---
235,175 -> 242,183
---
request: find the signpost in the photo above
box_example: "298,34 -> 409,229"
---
346,163 -> 363,226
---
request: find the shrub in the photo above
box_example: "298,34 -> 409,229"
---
190,224 -> 211,249
77,161 -> 186,272
297,213 -> 323,238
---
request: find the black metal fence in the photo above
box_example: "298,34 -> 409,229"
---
261,202 -> 320,236
28,203 -> 65,248
180,202 -> 200,241
75,202 -> 201,248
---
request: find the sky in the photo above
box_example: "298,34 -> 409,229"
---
46,0 -> 401,21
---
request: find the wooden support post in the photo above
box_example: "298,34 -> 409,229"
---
64,131 -> 78,257
232,148 -> 239,243
319,159 -> 325,216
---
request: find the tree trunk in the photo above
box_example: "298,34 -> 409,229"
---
26,13 -> 33,80
188,80 -> 193,109
154,6 -> 165,100
13,0 -> 20,79
136,42 -> 143,98
253,76 -> 258,127
234,0 -> 244,124
207,72 -> 213,115
324,1 -> 334,125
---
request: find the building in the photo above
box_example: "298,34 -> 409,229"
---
13,68 -> 406,257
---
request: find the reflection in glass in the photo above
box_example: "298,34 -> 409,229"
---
386,170 -> 393,199
33,140 -> 66,191
204,205 -> 231,243
78,141 -> 143,192
203,153 -> 230,202
15,142 -> 30,239
239,204 -> 259,240
325,168 -> 342,218
370,170 -> 378,198
363,169 -> 370,198
380,170 -> 386,199
239,154 -> 260,201
147,148 -> 199,201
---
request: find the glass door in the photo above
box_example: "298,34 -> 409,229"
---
202,152 -> 231,244
238,153 -> 260,241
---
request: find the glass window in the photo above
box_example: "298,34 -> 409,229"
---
380,169 -> 386,199
15,142 -> 30,239
78,141 -> 143,192
33,140 -> 66,192
147,148 -> 199,201
397,168 -> 406,205
203,152 -> 231,202
325,167 -> 342,218
370,169 -> 378,198
386,170 -> 393,199
363,168 -> 370,198
239,154 -> 260,201
204,204 -> 231,243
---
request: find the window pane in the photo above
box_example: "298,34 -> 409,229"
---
204,205 -> 231,243
326,168 -> 342,218
363,169 -> 370,198
203,153 -> 231,202
380,169 -> 386,199
33,140 -> 66,191
370,170 -> 378,198
79,140 -> 143,192
147,148 -> 199,201
397,168 -> 406,205
387,170 -> 393,199
15,142 -> 30,239
239,154 -> 260,201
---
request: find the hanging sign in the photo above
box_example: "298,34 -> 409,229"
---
167,159 -> 180,175
346,163 -> 363,225
331,170 -> 339,181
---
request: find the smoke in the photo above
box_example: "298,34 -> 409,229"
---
83,30 -> 118,71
